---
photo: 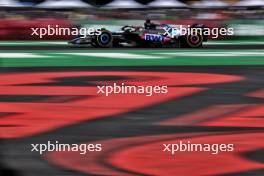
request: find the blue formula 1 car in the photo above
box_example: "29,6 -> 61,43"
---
69,20 -> 208,48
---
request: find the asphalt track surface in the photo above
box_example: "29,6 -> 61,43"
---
0,44 -> 264,176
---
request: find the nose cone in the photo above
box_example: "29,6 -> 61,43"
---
68,37 -> 80,45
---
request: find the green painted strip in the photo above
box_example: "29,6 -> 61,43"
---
1,50 -> 264,67
1,49 -> 263,54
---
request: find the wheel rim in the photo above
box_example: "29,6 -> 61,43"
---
100,33 -> 110,44
187,34 -> 203,47
190,35 -> 200,44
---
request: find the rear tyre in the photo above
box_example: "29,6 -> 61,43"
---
180,33 -> 203,48
186,34 -> 203,48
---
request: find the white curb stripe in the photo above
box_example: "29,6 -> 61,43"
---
63,53 -> 164,59
205,41 -> 264,45
0,53 -> 49,58
161,52 -> 264,57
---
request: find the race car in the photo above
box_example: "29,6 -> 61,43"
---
69,20 -> 208,48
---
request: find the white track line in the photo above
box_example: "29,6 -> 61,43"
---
0,53 -> 49,58
205,41 -> 264,45
63,53 -> 164,59
160,51 -> 264,57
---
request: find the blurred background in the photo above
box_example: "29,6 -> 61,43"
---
0,0 -> 263,41
1,1 -> 264,176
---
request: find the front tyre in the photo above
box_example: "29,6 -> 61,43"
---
93,30 -> 113,48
